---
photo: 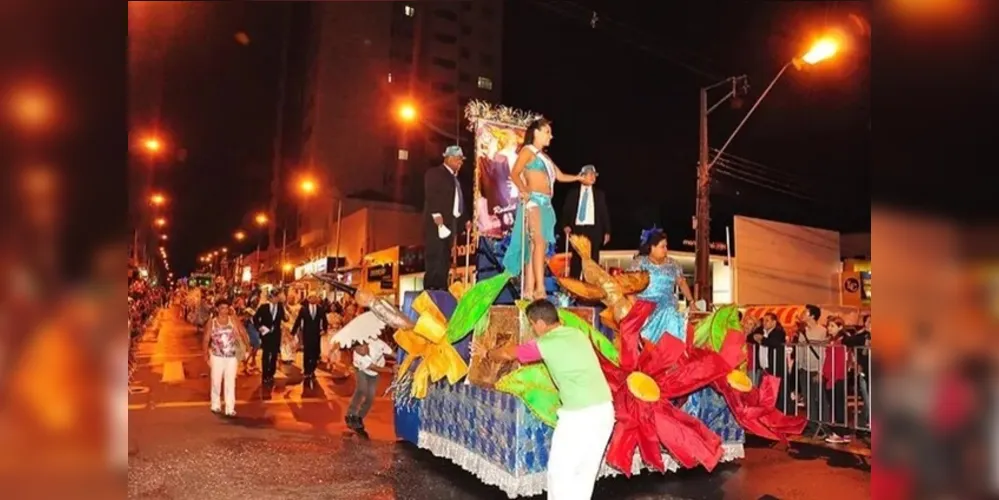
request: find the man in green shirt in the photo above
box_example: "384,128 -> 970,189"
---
487,299 -> 615,499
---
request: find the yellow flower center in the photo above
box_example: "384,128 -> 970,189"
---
726,370 -> 753,392
626,371 -> 661,402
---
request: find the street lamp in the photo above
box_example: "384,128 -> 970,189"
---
299,177 -> 317,196
142,137 -> 162,154
149,193 -> 166,207
398,103 -> 417,122
11,87 -> 52,131
160,234 -> 168,241
693,36 -> 840,305
254,212 -> 268,226
154,217 -> 166,228
234,230 -> 246,242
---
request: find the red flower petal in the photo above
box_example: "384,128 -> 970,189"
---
618,301 -> 656,370
653,402 -> 724,471
718,328 -> 746,368
642,335 -> 686,375
656,349 -> 730,399
605,418 -> 641,476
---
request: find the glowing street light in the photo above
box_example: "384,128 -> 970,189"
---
398,103 -> 417,122
798,37 -> 839,66
149,193 -> 166,206
299,177 -> 318,197
221,247 -> 228,254
160,234 -> 168,241
143,137 -> 162,153
154,217 -> 167,228
254,212 -> 269,227
11,87 -> 52,130
234,230 -> 246,241
282,262 -> 293,273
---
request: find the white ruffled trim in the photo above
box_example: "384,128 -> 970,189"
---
417,431 -> 744,499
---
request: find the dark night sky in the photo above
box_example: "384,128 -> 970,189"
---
130,1 -> 870,278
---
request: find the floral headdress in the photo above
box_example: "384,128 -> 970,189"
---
639,225 -> 663,247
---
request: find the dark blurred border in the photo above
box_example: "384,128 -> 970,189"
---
0,1 -> 127,283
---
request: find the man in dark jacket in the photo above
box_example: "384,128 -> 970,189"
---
423,145 -> 470,290
559,165 -> 611,279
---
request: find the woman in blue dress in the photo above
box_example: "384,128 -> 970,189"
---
502,119 -> 584,299
628,228 -> 696,343
630,228 -> 736,434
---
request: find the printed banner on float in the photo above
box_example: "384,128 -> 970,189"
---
472,120 -> 526,238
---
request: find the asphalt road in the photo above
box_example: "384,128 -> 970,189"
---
127,309 -> 870,499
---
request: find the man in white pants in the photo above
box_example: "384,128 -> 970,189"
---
488,299 -> 615,499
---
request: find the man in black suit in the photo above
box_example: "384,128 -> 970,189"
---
253,289 -> 286,385
560,165 -> 611,279
291,292 -> 328,383
423,145 -> 470,290
748,312 -> 790,413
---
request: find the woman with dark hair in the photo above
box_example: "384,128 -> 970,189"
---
503,118 -> 584,299
628,227 -> 696,343
202,298 -> 250,417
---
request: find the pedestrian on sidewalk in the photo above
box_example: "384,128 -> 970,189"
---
203,298 -> 250,417
346,333 -> 394,434
485,299 -> 615,500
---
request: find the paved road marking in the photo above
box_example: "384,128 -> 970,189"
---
161,361 -> 186,383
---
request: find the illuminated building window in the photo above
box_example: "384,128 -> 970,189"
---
404,5 -> 415,17
477,76 -> 493,90
398,149 -> 409,160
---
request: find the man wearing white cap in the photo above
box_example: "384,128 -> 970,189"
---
423,145 -> 470,290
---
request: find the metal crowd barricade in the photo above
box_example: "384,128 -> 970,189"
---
746,340 -> 872,438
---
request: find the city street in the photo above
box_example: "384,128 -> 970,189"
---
128,309 -> 870,500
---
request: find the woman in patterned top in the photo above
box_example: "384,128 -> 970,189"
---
202,298 -> 249,417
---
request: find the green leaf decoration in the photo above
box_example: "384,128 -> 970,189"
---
692,304 -> 742,351
558,308 -> 620,366
472,310 -> 490,338
495,364 -> 561,427
446,272 -> 512,343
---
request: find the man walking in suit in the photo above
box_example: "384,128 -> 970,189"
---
560,165 -> 611,279
253,290 -> 286,385
291,292 -> 328,384
423,145 -> 470,290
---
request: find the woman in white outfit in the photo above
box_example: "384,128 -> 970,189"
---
203,299 -> 249,417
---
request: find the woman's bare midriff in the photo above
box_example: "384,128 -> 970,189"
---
522,170 -> 551,197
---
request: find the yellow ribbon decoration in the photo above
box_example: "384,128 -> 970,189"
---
393,292 -> 469,398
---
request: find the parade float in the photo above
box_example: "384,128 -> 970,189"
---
324,102 -> 806,498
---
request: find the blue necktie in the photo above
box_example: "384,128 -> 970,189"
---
577,187 -> 589,221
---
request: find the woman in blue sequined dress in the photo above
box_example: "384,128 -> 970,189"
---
628,228 -> 696,343
631,228 -> 735,430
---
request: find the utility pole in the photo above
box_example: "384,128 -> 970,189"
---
694,75 -> 748,307
694,88 -> 711,305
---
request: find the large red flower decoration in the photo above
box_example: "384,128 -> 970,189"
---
599,300 -> 731,475
700,328 -> 807,442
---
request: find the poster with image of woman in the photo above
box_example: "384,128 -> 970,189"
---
474,121 -> 525,238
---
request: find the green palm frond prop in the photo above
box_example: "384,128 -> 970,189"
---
692,304 -> 742,351
445,272 -> 512,343
495,364 -> 560,427
558,308 -> 619,366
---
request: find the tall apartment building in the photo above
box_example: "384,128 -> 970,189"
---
294,1 -> 503,252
